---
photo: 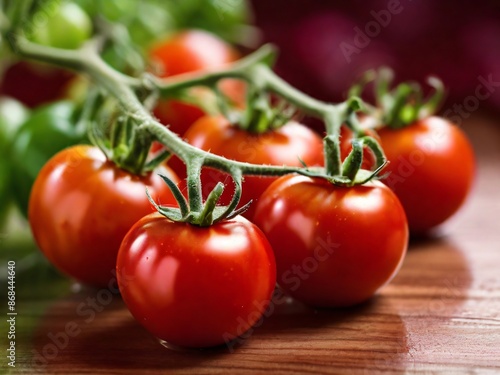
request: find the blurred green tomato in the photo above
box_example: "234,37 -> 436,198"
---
30,2 -> 92,50
10,101 -> 86,215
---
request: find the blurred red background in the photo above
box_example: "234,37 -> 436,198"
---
2,0 -> 499,117
251,0 -> 500,114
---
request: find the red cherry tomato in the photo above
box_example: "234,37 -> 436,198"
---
254,175 -> 408,308
378,116 -> 475,233
28,145 -> 179,287
150,30 -> 244,136
173,115 -> 325,219
117,213 -> 276,348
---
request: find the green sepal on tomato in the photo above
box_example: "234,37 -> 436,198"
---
10,101 -> 87,216
254,174 -> 408,308
339,117 -> 380,171
116,212 -> 276,348
28,145 -> 179,287
348,70 -> 476,234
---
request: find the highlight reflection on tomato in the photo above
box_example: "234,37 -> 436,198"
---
117,213 -> 276,348
28,145 -> 179,287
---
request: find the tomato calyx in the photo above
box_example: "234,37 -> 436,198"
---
340,136 -> 387,185
318,97 -> 387,187
86,92 -> 170,176
295,158 -> 387,187
350,68 -> 445,130
227,89 -> 296,134
147,172 -> 249,227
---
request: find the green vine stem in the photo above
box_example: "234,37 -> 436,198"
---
153,50 -> 368,176
5,28 -> 387,224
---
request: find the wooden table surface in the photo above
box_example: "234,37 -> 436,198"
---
3,113 -> 500,374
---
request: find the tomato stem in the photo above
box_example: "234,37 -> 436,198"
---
198,182 -> 224,226
341,138 -> 363,182
5,30 -> 387,224
419,77 -> 445,118
186,157 -> 203,213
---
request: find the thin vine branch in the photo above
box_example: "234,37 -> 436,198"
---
4,24 -> 387,224
8,34 -> 306,176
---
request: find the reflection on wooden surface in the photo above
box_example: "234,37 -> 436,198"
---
8,114 -> 500,374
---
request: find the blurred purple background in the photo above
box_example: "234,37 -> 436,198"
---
251,0 -> 500,115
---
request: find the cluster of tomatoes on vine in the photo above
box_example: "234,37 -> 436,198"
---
25,27 -> 474,349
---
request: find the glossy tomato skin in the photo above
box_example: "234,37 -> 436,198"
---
254,175 -> 408,308
173,115 -> 325,220
28,145 -> 178,287
150,30 -> 243,136
117,213 -> 276,348
378,116 -> 475,233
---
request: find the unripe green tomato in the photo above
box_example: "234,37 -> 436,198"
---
0,160 -> 11,226
31,2 -> 92,50
0,97 -> 29,146
10,101 -> 87,216
0,97 -> 29,226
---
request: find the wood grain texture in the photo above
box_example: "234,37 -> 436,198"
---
6,113 -> 500,375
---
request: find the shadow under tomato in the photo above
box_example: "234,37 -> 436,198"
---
26,237 -> 471,373
28,287 -> 227,372
239,237 -> 472,371
247,291 -> 409,372
61,318 -> 226,371
27,282 -> 408,373
389,236 -> 472,307
407,224 -> 455,245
